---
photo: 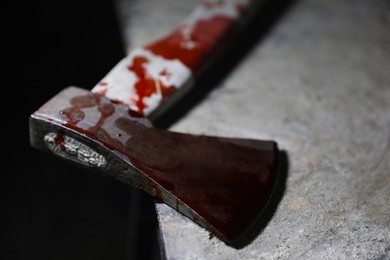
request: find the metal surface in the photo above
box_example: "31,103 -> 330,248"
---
113,0 -> 390,259
29,85 -> 279,244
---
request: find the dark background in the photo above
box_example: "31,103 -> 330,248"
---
3,0 -> 160,259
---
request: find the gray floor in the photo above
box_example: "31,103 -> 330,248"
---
116,0 -> 390,259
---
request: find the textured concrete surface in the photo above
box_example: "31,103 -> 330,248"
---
117,0 -> 390,259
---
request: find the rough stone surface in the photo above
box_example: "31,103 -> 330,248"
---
117,0 -> 390,259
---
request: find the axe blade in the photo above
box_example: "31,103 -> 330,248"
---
30,86 -> 279,243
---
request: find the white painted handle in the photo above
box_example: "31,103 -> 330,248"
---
92,0 -> 256,118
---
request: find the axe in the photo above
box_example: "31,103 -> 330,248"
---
29,0 -> 280,244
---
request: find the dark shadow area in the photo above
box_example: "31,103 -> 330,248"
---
229,150 -> 289,249
154,0 -> 299,129
3,0 -> 160,259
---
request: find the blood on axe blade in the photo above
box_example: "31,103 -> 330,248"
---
29,0 -> 280,244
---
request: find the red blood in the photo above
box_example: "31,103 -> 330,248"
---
62,94 -> 115,128
54,134 -> 65,147
113,117 -> 279,242
70,94 -> 100,108
145,15 -> 234,72
61,107 -> 85,124
97,103 -> 115,127
127,56 -> 175,114
159,69 -> 171,79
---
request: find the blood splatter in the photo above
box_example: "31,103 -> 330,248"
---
60,107 -> 85,124
145,15 -> 234,73
127,56 -> 175,114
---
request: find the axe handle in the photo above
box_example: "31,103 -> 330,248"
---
91,0 -> 259,119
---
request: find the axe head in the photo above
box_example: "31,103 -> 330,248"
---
29,86 -> 280,244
